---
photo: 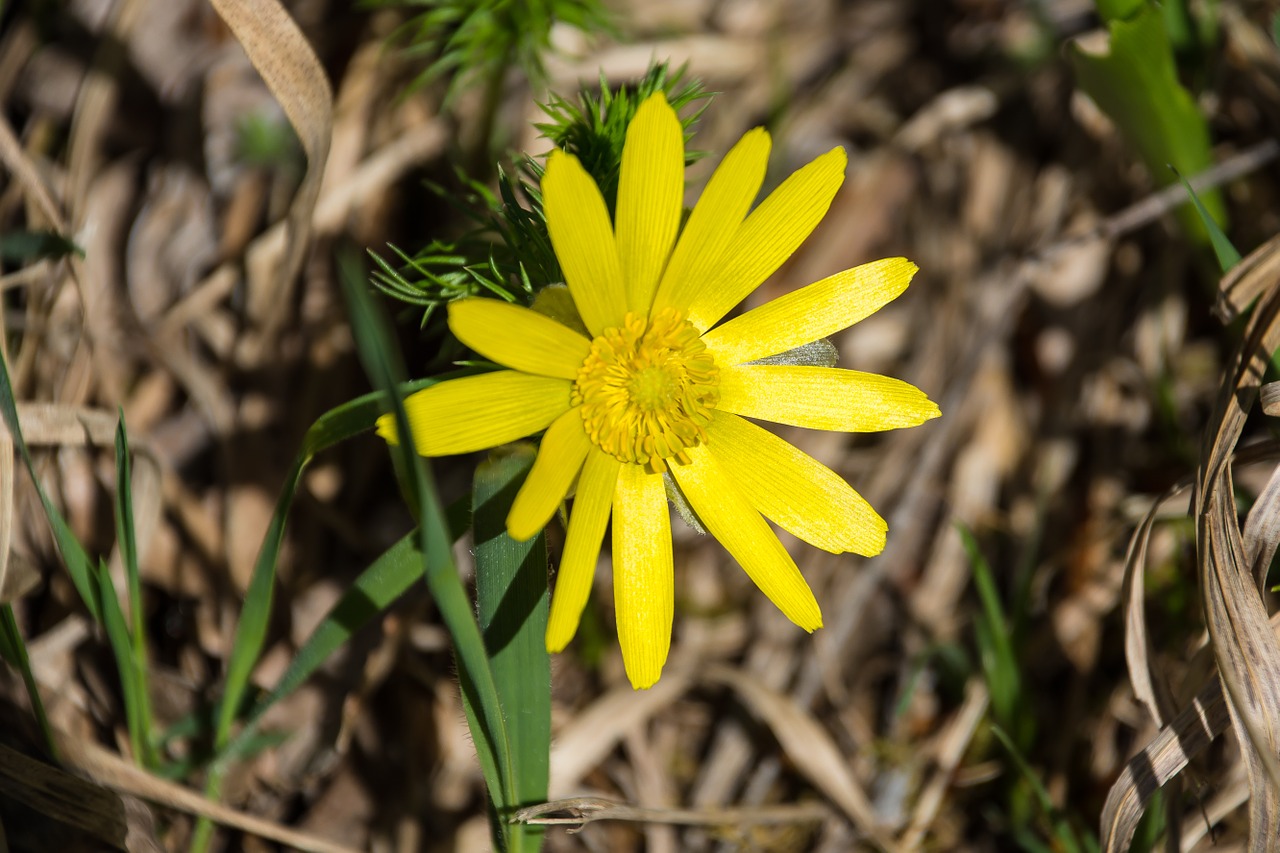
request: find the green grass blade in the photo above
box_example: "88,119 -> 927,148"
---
216,513 -> 464,765
207,495 -> 470,775
991,725 -> 1087,853
469,445 -> 550,851
0,604 -> 54,753
211,378 -> 440,754
0,349 -> 100,622
196,377 -> 445,851
959,527 -> 1020,729
336,248 -> 517,835
96,557 -> 147,764
113,411 -> 156,766
1172,166 -> 1242,273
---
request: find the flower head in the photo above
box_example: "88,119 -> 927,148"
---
379,93 -> 939,688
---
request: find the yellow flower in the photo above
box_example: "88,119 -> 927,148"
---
379,93 -> 939,689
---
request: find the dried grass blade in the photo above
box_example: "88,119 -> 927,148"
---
207,0 -> 333,336
1100,678 -> 1231,851
1122,483 -> 1188,728
1204,487 -> 1280,849
1218,231 -> 1280,322
1194,251 -> 1280,851
1243,462 -> 1280,591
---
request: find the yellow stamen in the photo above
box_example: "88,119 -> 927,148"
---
573,308 -> 719,472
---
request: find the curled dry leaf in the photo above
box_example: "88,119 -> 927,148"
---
1101,677 -> 1232,851
206,0 -> 333,349
1108,230 -> 1280,852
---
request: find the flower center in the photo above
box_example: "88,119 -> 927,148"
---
573,308 -> 719,472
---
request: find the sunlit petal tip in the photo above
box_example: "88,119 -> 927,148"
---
627,660 -> 664,691
613,463 -> 674,690
687,142 -> 853,330
544,451 -> 620,654
506,494 -> 557,543
374,413 -> 397,445
505,411 -> 591,541
617,91 -> 685,314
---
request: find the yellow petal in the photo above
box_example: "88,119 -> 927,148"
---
616,93 -> 685,315
717,364 -> 940,432
706,413 -> 885,556
701,258 -> 918,365
448,299 -> 591,380
546,449 -> 620,652
507,409 -> 591,541
376,372 -> 570,455
612,463 -> 673,689
654,127 -> 770,316
686,147 -> 847,332
543,150 -> 626,336
670,444 -> 821,630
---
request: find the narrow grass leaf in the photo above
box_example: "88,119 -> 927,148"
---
1173,166 -> 1242,272
0,350 -> 100,621
959,526 -> 1019,728
990,725 -> 1084,853
218,517 -> 470,765
113,412 -> 155,766
212,375 -> 440,753
336,249 -> 517,835
96,557 -> 147,765
471,445 -> 551,851
0,605 -> 54,753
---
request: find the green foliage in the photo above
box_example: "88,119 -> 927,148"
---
372,0 -> 611,103
370,169 -> 545,324
112,415 -> 157,767
468,446 -> 551,850
0,358 -> 158,766
960,527 -> 1024,741
191,369 -> 443,849
1174,167 -> 1241,273
233,113 -> 303,172
1069,1 -> 1225,243
0,230 -> 83,263
339,249 -> 527,851
537,63 -> 712,211
990,726 -> 1099,853
0,606 -> 53,753
957,526 -> 1101,852
373,62 -> 712,325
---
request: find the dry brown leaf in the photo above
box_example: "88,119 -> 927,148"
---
1243,462 -> 1280,591
55,729 -> 359,853
207,0 -> 333,346
1218,230 -> 1280,323
1100,678 -> 1232,851
1194,243 -> 1280,850
1121,482 -> 1188,729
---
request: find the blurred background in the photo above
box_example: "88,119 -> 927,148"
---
3,0 -> 1280,850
